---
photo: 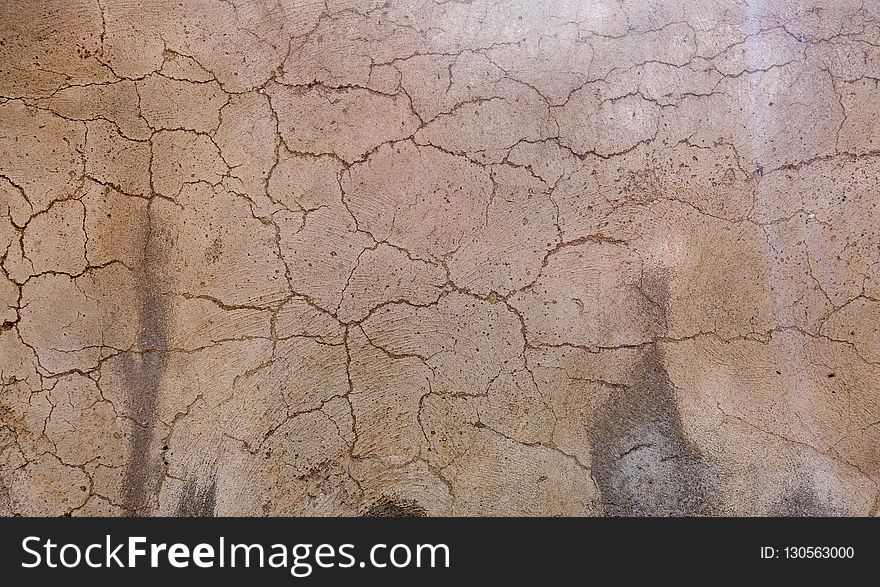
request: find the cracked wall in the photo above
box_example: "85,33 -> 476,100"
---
1,0 -> 880,517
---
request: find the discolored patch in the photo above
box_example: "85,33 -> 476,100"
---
770,485 -> 837,517
174,477 -> 218,517
590,345 -> 712,516
121,207 -> 172,516
361,496 -> 427,518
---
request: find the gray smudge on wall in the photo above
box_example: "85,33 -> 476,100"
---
174,477 -> 218,517
122,206 -> 171,515
590,345 -> 712,516
771,484 -> 837,517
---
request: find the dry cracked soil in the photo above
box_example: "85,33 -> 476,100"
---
1,0 -> 880,517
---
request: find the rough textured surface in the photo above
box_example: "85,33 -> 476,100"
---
2,0 -> 880,517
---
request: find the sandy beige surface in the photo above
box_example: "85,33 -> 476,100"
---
1,0 -> 879,516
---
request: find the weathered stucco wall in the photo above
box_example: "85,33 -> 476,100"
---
1,0 -> 880,516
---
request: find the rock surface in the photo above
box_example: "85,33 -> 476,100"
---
1,0 -> 880,516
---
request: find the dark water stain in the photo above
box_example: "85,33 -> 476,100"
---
174,477 -> 218,517
590,344 -> 712,516
770,484 -> 837,517
121,205 -> 171,516
361,496 -> 427,517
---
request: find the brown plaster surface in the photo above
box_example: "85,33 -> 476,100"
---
2,0 -> 880,516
